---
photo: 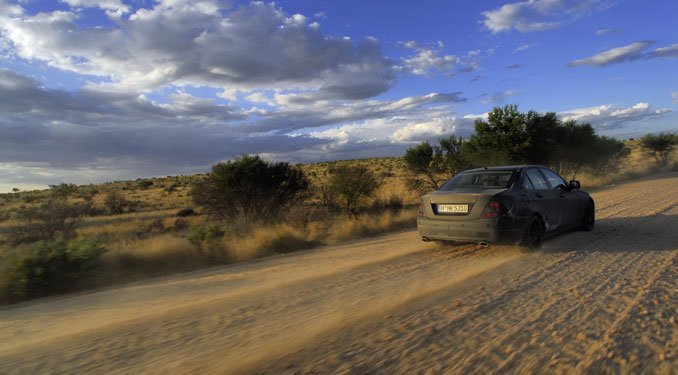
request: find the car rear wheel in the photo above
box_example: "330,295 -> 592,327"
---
521,216 -> 543,249
580,201 -> 595,231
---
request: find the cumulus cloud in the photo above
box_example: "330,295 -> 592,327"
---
482,0 -> 611,33
398,41 -> 460,76
0,1 -> 394,99
568,41 -> 678,67
390,118 -> 457,142
559,102 -> 673,130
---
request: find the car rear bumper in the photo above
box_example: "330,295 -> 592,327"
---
417,216 -> 527,244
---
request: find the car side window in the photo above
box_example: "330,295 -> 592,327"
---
541,169 -> 567,190
521,174 -> 535,190
525,169 -> 549,190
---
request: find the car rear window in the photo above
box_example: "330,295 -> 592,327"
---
440,171 -> 516,189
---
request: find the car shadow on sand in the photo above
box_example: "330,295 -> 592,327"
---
541,213 -> 677,254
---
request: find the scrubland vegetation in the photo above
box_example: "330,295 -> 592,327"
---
0,105 -> 675,303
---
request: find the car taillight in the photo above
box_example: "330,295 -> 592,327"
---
482,200 -> 502,219
418,203 -> 425,217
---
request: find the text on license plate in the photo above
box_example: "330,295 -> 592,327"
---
438,204 -> 468,214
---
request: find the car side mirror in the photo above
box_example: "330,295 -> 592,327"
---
569,180 -> 581,190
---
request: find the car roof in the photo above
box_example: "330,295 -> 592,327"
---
460,165 -> 539,173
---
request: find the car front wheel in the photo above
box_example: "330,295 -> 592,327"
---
580,201 -> 595,231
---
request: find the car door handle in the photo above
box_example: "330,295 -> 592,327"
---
535,193 -> 543,198
559,193 -> 566,198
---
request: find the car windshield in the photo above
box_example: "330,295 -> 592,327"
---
440,171 -> 516,190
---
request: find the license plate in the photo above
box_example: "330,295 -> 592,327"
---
437,204 -> 468,214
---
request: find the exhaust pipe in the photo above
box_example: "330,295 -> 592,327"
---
422,237 -> 431,242
478,242 -> 489,248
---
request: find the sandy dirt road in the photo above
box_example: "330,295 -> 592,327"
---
0,173 -> 676,374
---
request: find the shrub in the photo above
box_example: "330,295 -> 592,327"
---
12,199 -> 88,243
104,190 -> 128,214
177,207 -> 195,217
191,155 -> 309,223
328,165 -> 381,218
172,218 -> 190,231
136,179 -> 154,189
370,196 -> 404,215
188,224 -> 226,261
640,132 -> 677,166
0,235 -> 105,300
49,183 -> 78,199
143,219 -> 165,233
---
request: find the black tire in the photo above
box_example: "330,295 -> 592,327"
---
521,216 -> 544,249
580,201 -> 595,231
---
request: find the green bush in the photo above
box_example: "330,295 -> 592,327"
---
0,235 -> 105,301
191,155 -> 309,223
187,224 -> 225,261
328,165 -> 381,218
640,132 -> 677,166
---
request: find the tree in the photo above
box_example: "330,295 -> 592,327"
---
104,190 -> 128,214
191,155 -> 309,223
438,135 -> 470,176
403,142 -> 443,191
587,136 -> 630,176
402,104 -> 634,184
466,104 -> 530,166
49,183 -> 78,199
13,199 -> 88,242
640,132 -> 677,166
328,165 -> 380,218
523,111 -> 562,168
12,188 -> 20,193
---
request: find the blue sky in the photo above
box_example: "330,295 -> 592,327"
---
0,0 -> 676,191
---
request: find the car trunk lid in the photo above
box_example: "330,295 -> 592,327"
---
423,188 -> 507,220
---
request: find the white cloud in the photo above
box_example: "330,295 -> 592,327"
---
482,0 -> 611,33
0,1 -> 394,99
218,87 -> 238,101
559,102 -> 673,130
402,49 -> 459,76
390,118 -> 456,142
513,43 -> 536,52
60,0 -> 131,17
244,92 -> 274,106
568,42 -> 650,67
596,28 -> 616,36
672,92 -> 678,105
397,41 -> 482,76
463,113 -> 489,121
568,42 -> 678,67
648,44 -> 678,59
